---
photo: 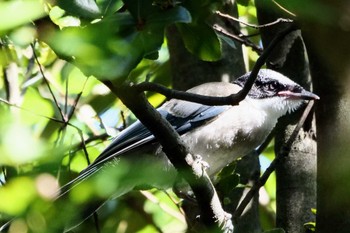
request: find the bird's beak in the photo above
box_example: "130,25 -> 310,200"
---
278,89 -> 320,100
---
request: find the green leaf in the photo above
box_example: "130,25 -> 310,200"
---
177,23 -> 221,61
97,0 -> 123,16
180,0 -> 215,23
49,6 -> 81,28
216,173 -> 240,195
48,12 -> 140,80
217,162 -> 237,178
9,26 -> 37,48
218,33 -> 237,49
311,208 -> 317,215
57,0 -> 101,18
47,5 -> 191,80
135,6 -> 191,56
0,0 -> 46,32
0,177 -> 37,215
123,0 -> 155,21
304,222 -> 316,232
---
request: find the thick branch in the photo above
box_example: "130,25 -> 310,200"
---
233,100 -> 315,223
106,81 -> 231,232
99,22 -> 299,232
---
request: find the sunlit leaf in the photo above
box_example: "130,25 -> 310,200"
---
0,0 -> 46,32
143,190 -> 186,232
0,177 -> 37,215
21,88 -> 54,124
57,0 -> 101,18
49,6 -> 81,28
47,12 -> 140,80
304,222 -> 316,232
9,26 -> 37,48
47,5 -> 191,80
0,117 -> 47,165
97,0 -> 124,16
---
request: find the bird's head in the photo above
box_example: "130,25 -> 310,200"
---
234,69 -> 319,117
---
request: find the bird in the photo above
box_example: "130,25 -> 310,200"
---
66,68 -> 318,182
0,69 -> 319,232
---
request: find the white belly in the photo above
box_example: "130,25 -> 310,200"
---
181,103 -> 277,176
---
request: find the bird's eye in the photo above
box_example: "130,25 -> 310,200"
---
267,81 -> 279,91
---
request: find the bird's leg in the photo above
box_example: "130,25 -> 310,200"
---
184,153 -> 234,233
185,153 -> 210,177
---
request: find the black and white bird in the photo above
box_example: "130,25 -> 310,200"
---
0,69 -> 319,231
66,69 -> 318,183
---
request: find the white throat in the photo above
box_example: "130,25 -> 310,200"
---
246,96 -> 304,120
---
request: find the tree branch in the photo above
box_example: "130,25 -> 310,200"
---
102,23 -> 300,232
233,100 -> 316,223
106,81 -> 233,232
135,23 -> 298,108
31,43 -> 67,123
215,11 -> 294,29
212,24 -> 263,55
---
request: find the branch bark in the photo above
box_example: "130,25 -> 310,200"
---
256,1 -> 317,232
300,1 -> 350,231
105,81 -> 233,232
100,9 -> 298,233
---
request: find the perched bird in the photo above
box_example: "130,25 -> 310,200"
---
0,69 -> 319,231
66,69 -> 318,183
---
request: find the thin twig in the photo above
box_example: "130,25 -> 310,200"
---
272,0 -> 297,17
215,11 -> 294,29
213,24 -> 263,54
69,123 -> 91,165
67,77 -> 89,121
0,96 -> 91,166
256,128 -> 276,155
233,100 -> 315,223
0,97 -> 65,124
76,133 -> 110,150
104,23 -> 298,232
162,190 -> 186,218
136,24 -> 298,108
64,73 -> 69,118
31,43 -> 66,122
239,23 -> 298,100
136,81 -> 242,106
92,213 -> 101,233
281,101 -> 316,156
120,110 -> 127,130
140,190 -> 186,224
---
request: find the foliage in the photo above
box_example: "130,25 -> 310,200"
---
0,0 -> 280,232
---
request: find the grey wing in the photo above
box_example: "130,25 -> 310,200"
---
58,100 -> 230,194
90,100 -> 230,168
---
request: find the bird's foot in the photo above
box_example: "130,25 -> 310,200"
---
186,154 -> 209,177
218,211 -> 234,233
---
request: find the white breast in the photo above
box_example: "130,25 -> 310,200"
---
182,99 -> 278,176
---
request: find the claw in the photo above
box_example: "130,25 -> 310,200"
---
190,154 -> 210,177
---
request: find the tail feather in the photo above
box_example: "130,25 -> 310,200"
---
55,165 -> 101,200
